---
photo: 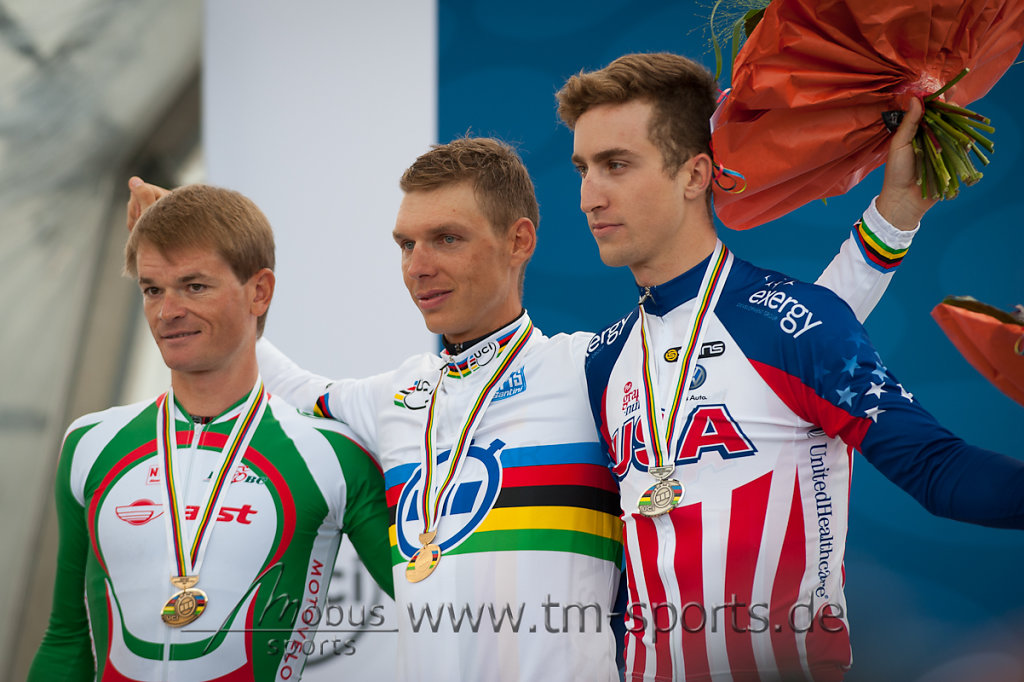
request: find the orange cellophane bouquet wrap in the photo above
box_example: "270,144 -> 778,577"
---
931,297 -> 1024,407
710,0 -> 1024,230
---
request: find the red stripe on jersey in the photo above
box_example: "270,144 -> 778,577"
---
502,463 -> 619,492
671,503 -> 710,679
623,521 -> 646,678
723,472 -> 773,678
386,482 -> 405,508
635,514 -> 674,679
805,603 -> 851,681
748,360 -> 871,448
770,471 -> 807,678
241,446 -> 295,572
598,385 -> 616,465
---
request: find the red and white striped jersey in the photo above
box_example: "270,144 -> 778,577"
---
583,245 -> 1024,682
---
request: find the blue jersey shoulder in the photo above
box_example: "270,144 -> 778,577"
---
583,309 -> 639,442
717,258 -> 875,397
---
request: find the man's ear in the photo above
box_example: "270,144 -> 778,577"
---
682,153 -> 714,200
508,217 -> 537,268
249,268 -> 276,318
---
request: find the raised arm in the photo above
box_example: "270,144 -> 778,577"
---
125,176 -> 171,230
816,98 -> 938,321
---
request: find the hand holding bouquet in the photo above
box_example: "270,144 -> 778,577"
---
710,0 -> 1024,229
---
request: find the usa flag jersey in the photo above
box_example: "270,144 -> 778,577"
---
584,244 -> 1024,682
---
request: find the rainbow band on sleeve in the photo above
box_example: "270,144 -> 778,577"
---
313,394 -> 334,419
853,217 -> 907,272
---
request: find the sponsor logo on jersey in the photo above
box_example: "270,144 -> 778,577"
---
115,499 -> 164,525
746,286 -> 824,338
622,381 -> 641,417
467,340 -> 501,369
146,466 -> 161,485
114,501 -> 258,525
699,340 -> 726,358
666,341 -> 724,363
200,464 -> 266,485
492,368 -> 526,402
231,464 -> 266,485
689,364 -> 707,390
610,404 -> 757,477
394,378 -> 434,410
394,438 -> 504,558
587,316 -> 631,354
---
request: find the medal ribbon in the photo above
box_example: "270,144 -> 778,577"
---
639,242 -> 732,470
158,379 -> 267,577
418,320 -> 534,536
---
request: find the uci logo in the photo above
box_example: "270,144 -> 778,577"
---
395,438 -> 505,558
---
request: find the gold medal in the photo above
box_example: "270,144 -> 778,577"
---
161,575 -> 208,626
156,382 -> 266,627
406,531 -> 442,583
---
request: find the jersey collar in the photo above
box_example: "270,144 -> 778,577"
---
440,311 -> 530,379
636,249 -> 717,317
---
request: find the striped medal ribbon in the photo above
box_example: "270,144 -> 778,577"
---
406,320 -> 534,582
637,241 -> 732,517
157,379 -> 267,625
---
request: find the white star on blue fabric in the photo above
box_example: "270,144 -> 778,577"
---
871,361 -> 888,382
866,382 -> 885,399
899,384 -> 914,401
836,386 -> 857,406
864,406 -> 886,422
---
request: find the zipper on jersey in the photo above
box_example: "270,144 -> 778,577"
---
638,286 -> 652,306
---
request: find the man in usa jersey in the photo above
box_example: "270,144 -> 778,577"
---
558,52 -> 1024,682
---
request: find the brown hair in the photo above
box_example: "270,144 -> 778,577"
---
400,137 -> 540,235
125,183 -> 275,334
556,52 -> 719,176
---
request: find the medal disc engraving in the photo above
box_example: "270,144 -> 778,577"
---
637,479 -> 684,517
406,543 -> 442,583
161,587 -> 208,626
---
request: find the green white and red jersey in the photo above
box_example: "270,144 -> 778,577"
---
29,391 -> 392,682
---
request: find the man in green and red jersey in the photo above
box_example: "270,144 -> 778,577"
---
29,184 -> 393,681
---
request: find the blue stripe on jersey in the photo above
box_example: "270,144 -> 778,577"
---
500,442 -> 608,468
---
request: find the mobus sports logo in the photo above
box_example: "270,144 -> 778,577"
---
394,438 -> 505,558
